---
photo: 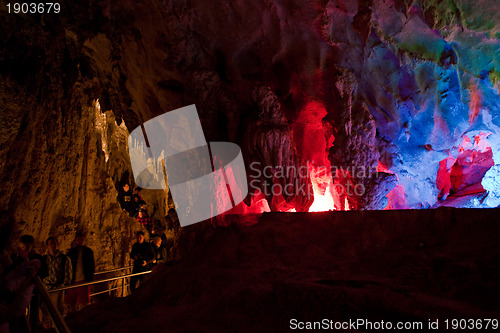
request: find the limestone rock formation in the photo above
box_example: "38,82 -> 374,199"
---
1,0 -> 499,267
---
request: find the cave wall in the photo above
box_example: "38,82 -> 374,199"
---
110,0 -> 499,210
0,6 -> 170,267
0,0 -> 499,259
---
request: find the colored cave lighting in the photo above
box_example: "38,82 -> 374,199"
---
344,197 -> 350,211
308,164 -> 336,212
437,132 -> 494,202
292,100 -> 338,212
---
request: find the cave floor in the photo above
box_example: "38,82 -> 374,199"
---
68,208 -> 500,332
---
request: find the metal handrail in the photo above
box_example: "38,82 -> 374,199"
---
34,276 -> 71,333
94,265 -> 133,276
30,265 -> 155,331
90,284 -> 129,297
49,270 -> 152,293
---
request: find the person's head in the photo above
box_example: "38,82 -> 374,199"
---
123,183 -> 130,192
138,209 -> 147,218
74,233 -> 86,247
134,196 -> 140,202
134,187 -> 140,194
19,234 -> 35,253
136,231 -> 145,243
152,236 -> 162,248
46,237 -> 59,255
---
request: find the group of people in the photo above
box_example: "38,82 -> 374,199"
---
43,234 -> 95,315
0,184 -> 174,331
118,183 -> 154,233
129,228 -> 170,291
0,233 -> 95,331
118,183 -> 171,290
0,226 -> 170,330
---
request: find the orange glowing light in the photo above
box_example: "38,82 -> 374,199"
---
308,165 -> 336,212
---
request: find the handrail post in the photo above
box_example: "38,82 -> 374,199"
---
29,288 -> 41,333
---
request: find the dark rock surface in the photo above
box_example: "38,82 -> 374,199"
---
69,208 -> 500,332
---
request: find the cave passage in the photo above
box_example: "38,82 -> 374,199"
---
1,0 -> 500,331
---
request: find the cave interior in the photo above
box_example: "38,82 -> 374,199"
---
0,0 -> 499,331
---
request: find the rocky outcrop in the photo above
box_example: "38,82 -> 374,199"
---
67,207 -> 500,332
0,14 -> 168,267
1,0 -> 499,263
244,87 -> 313,212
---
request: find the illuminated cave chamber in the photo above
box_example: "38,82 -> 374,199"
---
2,0 -> 497,237
1,0 -> 499,331
0,0 -> 498,265
208,0 -> 500,215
